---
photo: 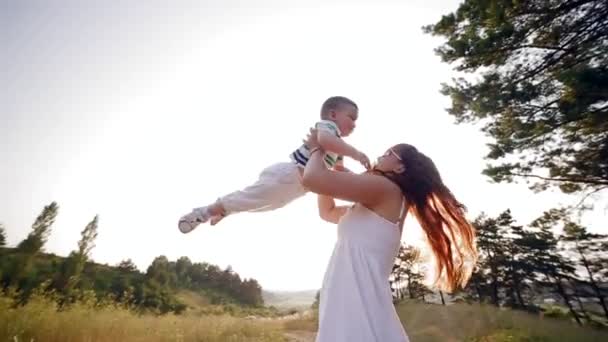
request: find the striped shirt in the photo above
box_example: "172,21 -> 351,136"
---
291,120 -> 344,168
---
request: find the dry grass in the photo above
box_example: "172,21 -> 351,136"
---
0,293 -> 286,342
396,301 -> 608,342
282,312 -> 318,333
280,301 -> 608,341
3,290 -> 608,342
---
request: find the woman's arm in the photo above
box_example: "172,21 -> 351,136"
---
317,194 -> 349,224
301,129 -> 393,207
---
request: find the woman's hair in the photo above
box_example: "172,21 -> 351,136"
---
380,144 -> 477,292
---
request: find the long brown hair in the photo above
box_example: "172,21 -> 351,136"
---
380,144 -> 477,293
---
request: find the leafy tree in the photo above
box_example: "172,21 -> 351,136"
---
239,278 -> 263,306
497,211 -> 533,308
146,256 -> 175,288
472,213 -> 509,306
312,290 -> 320,309
391,245 -> 428,301
175,256 -> 192,288
17,202 -> 58,254
561,219 -> 608,318
54,215 -> 99,298
117,259 -> 138,273
424,0 -> 608,196
527,209 -> 583,325
11,202 -> 59,288
0,223 -> 6,247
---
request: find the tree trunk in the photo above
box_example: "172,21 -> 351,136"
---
578,244 -> 608,319
553,275 -> 583,326
473,277 -> 483,304
487,251 -> 500,306
491,273 -> 500,306
513,277 -> 526,308
566,276 -> 591,323
407,276 -> 414,299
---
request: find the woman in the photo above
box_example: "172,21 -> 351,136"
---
302,129 -> 477,342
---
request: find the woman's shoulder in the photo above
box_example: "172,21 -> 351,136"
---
356,172 -> 402,202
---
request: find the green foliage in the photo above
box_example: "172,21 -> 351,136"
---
9,202 -> 59,289
396,207 -> 608,326
1,248 -> 264,314
559,216 -> 608,319
17,201 -> 58,254
117,258 -> 138,272
0,202 -> 265,315
391,245 -> 432,301
0,223 -> 6,247
424,0 -> 608,195
54,215 -> 99,300
461,208 -> 608,326
311,290 -> 320,309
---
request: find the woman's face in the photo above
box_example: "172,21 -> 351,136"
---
373,146 -> 405,174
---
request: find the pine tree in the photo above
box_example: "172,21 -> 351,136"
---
117,259 -> 138,273
390,245 -> 426,300
473,213 -> 509,306
17,202 -> 58,254
424,0 -> 608,196
11,202 -> 59,288
0,223 -> 6,247
562,220 -> 608,319
527,209 -> 583,325
56,215 -> 99,297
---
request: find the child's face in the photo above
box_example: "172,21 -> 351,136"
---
330,105 -> 358,137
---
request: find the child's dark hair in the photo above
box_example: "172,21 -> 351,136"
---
321,96 -> 358,119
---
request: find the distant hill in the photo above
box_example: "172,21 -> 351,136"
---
263,289 -> 318,309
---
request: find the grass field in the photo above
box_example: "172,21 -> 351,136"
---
3,291 -> 608,342
283,301 -> 608,342
0,292 -> 286,342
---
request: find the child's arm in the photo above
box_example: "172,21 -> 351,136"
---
318,130 -> 370,169
332,158 -> 347,172
332,158 -> 352,173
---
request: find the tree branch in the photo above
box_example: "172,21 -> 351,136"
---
505,172 -> 608,186
573,186 -> 608,209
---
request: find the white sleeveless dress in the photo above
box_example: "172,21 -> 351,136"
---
316,203 -> 410,342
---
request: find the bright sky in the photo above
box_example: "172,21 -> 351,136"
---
2,0 -> 605,291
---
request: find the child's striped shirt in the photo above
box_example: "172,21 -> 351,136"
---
291,120 -> 343,168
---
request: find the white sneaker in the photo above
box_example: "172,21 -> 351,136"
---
178,207 -> 211,234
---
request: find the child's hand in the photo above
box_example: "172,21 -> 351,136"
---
354,151 -> 371,170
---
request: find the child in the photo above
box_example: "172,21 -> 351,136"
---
178,96 -> 370,233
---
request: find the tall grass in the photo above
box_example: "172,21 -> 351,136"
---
396,301 -> 608,342
0,291 -> 286,342
4,288 -> 608,342
281,301 -> 608,341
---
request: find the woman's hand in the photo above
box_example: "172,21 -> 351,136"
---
304,128 -> 322,151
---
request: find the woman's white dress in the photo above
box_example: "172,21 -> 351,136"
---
316,203 -> 409,342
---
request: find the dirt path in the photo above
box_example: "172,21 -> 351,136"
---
283,330 -> 316,342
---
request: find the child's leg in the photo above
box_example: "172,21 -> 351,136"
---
219,162 -> 306,214
179,162 -> 306,233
